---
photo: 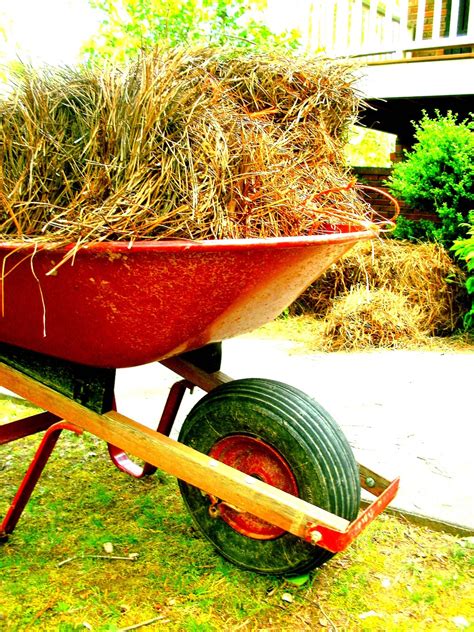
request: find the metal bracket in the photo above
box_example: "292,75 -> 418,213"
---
0,343 -> 115,414
107,379 -> 193,478
305,475 -> 400,552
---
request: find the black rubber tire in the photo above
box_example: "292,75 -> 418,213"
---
177,378 -> 360,576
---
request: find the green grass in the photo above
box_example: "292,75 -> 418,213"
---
1,395 -> 473,632
0,394 -> 40,423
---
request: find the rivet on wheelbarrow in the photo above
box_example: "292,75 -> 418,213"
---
365,477 -> 376,488
209,504 -> 220,519
208,494 -> 226,519
308,527 -> 323,545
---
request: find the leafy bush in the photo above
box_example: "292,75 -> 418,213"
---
452,214 -> 474,330
387,111 -> 474,247
390,215 -> 438,242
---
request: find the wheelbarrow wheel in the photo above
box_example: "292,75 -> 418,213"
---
177,378 -> 360,576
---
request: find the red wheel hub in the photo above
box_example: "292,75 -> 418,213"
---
208,434 -> 299,540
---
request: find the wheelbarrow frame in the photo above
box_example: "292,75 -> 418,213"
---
0,345 -> 399,554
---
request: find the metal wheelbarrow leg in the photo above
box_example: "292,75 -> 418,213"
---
1,421 -> 82,538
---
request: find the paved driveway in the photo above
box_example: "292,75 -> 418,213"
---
116,337 -> 474,532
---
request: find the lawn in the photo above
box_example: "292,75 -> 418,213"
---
1,392 -> 473,632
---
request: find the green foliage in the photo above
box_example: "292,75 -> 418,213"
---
83,0 -> 301,62
387,111 -> 474,247
452,214 -> 474,330
345,126 -> 395,168
389,215 -> 438,242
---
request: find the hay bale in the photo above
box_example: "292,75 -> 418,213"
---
322,287 -> 427,351
293,239 -> 467,335
0,47 -> 377,245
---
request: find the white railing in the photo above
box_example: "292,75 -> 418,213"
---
308,0 -> 474,59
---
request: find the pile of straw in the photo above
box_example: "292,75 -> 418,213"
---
292,239 -> 467,340
0,47 -> 378,245
322,287 -> 427,350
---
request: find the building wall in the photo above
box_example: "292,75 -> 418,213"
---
408,0 -> 472,55
351,166 -> 438,222
408,0 -> 449,40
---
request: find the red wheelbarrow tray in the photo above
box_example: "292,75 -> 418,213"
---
0,225 -> 399,558
1,226 -> 376,368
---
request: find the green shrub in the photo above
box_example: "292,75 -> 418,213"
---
387,111 -> 474,247
452,214 -> 474,330
390,215 -> 438,242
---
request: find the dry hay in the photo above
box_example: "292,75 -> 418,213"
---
0,47 -> 383,246
322,286 -> 427,351
293,239 -> 467,336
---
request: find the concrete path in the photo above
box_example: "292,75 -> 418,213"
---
115,337 -> 474,532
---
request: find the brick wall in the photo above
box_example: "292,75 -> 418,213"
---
408,0 -> 449,40
408,0 -> 472,56
351,166 -> 438,222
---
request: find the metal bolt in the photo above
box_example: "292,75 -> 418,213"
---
365,476 -> 376,488
208,504 -> 220,519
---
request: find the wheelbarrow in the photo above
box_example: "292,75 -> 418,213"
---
0,226 -> 399,576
